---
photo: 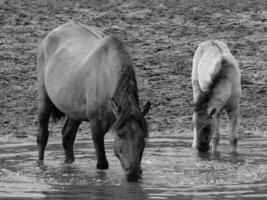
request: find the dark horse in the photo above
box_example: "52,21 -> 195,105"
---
37,21 -> 151,178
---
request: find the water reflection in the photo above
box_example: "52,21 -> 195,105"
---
41,182 -> 149,200
197,150 -> 245,165
0,133 -> 267,199
38,163 -> 148,200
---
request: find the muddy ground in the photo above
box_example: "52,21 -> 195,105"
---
0,0 -> 266,140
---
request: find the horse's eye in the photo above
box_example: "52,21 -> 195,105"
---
118,131 -> 122,138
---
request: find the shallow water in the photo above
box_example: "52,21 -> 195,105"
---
1,133 -> 267,200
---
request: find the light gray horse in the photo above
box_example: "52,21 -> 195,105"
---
192,40 -> 241,153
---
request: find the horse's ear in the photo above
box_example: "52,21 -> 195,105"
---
142,101 -> 151,116
111,98 -> 121,118
207,107 -> 217,117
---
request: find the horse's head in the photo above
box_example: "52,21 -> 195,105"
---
111,98 -> 151,180
193,106 -> 218,153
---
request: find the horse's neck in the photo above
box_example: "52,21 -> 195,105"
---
114,66 -> 139,109
208,80 -> 232,111
115,89 -> 139,112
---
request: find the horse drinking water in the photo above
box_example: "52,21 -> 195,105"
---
37,21 -> 151,178
191,40 -> 241,153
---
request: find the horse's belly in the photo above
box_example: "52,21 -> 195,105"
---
47,81 -> 89,120
65,109 -> 89,121
45,61 -> 90,120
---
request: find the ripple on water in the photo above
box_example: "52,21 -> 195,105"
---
0,133 -> 267,199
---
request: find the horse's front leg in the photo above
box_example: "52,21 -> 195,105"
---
62,117 -> 81,163
91,120 -> 108,170
192,80 -> 202,149
212,115 -> 220,152
192,80 -> 201,103
192,126 -> 197,149
227,106 -> 239,152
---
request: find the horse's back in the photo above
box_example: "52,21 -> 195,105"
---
38,21 -> 103,74
40,21 -> 103,62
193,40 -> 240,93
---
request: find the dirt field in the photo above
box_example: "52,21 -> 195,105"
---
0,0 -> 266,139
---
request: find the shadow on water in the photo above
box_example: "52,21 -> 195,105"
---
39,166 -> 148,200
1,133 -> 267,199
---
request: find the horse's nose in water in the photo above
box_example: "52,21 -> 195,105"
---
125,166 -> 142,181
197,143 -> 210,153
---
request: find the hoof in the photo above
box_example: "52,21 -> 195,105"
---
37,159 -> 44,165
211,146 -> 218,153
230,138 -> 238,152
65,157 -> 75,163
230,149 -> 238,154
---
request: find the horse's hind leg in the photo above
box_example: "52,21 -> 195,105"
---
90,120 -> 109,170
227,105 -> 239,152
37,93 -> 52,161
62,117 -> 81,163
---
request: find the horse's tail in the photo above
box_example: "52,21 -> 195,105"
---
50,102 -> 65,122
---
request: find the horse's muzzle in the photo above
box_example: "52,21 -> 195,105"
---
125,166 -> 142,181
197,143 -> 210,153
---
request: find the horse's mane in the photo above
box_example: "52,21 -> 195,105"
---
105,36 -> 139,107
211,41 -> 223,54
72,20 -> 104,39
112,62 -> 148,137
194,58 -> 232,113
115,64 -> 139,109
